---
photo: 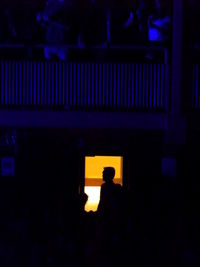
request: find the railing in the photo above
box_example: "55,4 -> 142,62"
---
0,61 -> 168,111
0,44 -> 168,62
0,45 -> 169,112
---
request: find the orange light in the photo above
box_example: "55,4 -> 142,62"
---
84,156 -> 123,212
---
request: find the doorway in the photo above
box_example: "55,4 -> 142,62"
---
84,156 -> 123,211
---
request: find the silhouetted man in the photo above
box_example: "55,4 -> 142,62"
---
98,166 -> 124,219
97,167 -> 125,266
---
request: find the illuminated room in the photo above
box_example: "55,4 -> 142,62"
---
84,155 -> 123,212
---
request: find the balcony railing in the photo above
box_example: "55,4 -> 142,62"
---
0,45 -> 169,112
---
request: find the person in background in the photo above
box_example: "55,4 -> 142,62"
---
36,0 -> 68,60
148,0 -> 171,43
0,7 -> 17,42
123,0 -> 153,44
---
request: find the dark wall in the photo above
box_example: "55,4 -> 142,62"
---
0,128 -> 165,222
4,128 -> 165,198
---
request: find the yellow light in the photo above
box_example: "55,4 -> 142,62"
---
85,156 -> 123,182
84,186 -> 101,212
84,156 -> 123,212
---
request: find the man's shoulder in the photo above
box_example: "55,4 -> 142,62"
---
101,182 -> 106,189
114,183 -> 122,188
114,183 -> 123,193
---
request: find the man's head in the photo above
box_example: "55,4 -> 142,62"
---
103,167 -> 115,183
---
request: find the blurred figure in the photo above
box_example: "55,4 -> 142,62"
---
0,7 -> 17,42
135,0 -> 152,43
123,0 -> 152,43
148,0 -> 171,43
36,0 -> 68,60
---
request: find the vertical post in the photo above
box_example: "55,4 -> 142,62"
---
166,0 -> 186,146
171,0 -> 183,114
166,4 -> 183,263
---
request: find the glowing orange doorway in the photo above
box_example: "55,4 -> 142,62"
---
84,156 -> 123,212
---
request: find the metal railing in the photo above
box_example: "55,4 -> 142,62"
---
0,45 -> 169,112
0,61 -> 168,111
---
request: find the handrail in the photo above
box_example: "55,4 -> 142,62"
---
0,43 -> 167,50
0,43 -> 168,64
0,61 -> 169,111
